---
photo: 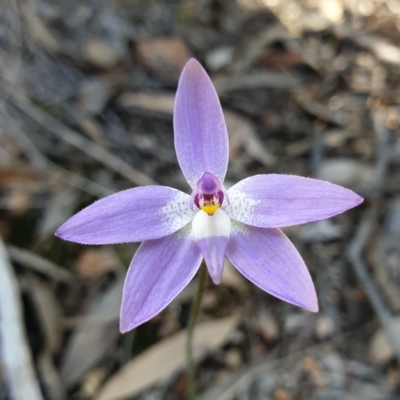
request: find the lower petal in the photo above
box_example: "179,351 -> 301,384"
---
120,228 -> 202,332
197,237 -> 228,284
192,209 -> 231,284
226,222 -> 318,312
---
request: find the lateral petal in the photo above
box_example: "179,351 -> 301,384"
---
192,209 -> 231,284
120,228 -> 202,332
174,59 -> 229,188
225,174 -> 363,228
226,222 -> 318,312
56,186 -> 194,244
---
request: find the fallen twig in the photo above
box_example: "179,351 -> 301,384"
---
213,71 -> 301,95
294,91 -> 348,126
0,108 -> 114,198
367,110 -> 393,195
7,91 -> 156,187
347,108 -> 400,365
7,245 -> 74,283
347,205 -> 400,365
333,24 -> 400,67
199,320 -> 378,400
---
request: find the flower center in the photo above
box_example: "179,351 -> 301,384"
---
192,172 -> 226,216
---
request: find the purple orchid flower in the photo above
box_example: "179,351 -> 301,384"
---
56,59 -> 363,333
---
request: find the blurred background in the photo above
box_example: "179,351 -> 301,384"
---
1,0 -> 400,399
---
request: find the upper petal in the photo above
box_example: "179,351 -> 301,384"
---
120,227 -> 202,332
174,59 -> 229,188
56,186 -> 195,244
225,174 -> 363,228
226,222 -> 318,312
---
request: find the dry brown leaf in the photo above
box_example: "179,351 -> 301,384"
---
136,37 -> 192,83
315,315 -> 335,340
294,91 -> 348,125
0,167 -> 46,216
118,92 -> 175,116
0,168 -> 42,188
260,49 -> 302,70
369,317 -> 400,364
5,192 -> 32,216
36,186 -> 79,239
334,24 -> 400,67
96,315 -> 239,400
316,158 -> 373,193
74,248 -> 120,278
224,110 -> 275,167
80,77 -> 115,117
26,276 -> 62,355
61,278 -> 124,387
221,259 -> 245,290
368,17 -> 400,42
256,309 -> 279,341
224,348 -> 242,368
274,388 -> 293,400
84,40 -> 120,70
201,290 -> 218,310
230,23 -> 292,74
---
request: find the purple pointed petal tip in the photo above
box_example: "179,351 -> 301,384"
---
197,237 -> 228,284
226,175 -> 364,229
227,224 -> 318,312
55,186 -> 194,245
120,230 -> 202,333
174,58 -> 229,188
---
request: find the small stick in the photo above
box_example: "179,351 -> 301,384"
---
347,108 -> 400,364
7,91 -> 156,187
186,265 -> 208,400
347,204 -> 400,365
7,245 -> 74,283
0,111 -> 113,198
199,320 -> 378,400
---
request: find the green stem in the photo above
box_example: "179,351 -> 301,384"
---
186,264 -> 208,400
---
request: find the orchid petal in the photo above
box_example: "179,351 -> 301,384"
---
174,59 -> 229,188
192,209 -> 231,284
120,228 -> 202,332
225,174 -> 363,228
226,222 -> 318,312
56,186 -> 194,244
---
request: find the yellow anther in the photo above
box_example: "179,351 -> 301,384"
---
201,204 -> 220,215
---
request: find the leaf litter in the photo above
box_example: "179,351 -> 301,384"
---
1,0 -> 400,398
